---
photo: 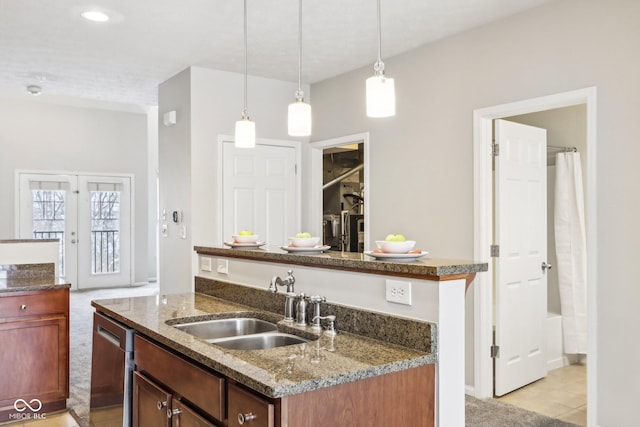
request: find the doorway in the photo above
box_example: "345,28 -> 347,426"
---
218,137 -> 301,248
472,88 -> 597,425
309,133 -> 370,252
17,172 -> 133,290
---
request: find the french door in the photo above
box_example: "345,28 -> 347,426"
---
18,172 -> 132,289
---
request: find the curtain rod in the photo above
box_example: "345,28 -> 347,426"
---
547,145 -> 577,152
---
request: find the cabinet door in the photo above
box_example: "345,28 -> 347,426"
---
227,383 -> 274,427
170,400 -> 216,427
0,315 -> 68,405
133,372 -> 171,427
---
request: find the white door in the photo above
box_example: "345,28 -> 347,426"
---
222,141 -> 298,247
18,173 -> 132,289
18,174 -> 78,285
76,175 -> 132,289
494,119 -> 549,396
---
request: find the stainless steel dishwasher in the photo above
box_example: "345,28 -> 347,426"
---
89,312 -> 134,427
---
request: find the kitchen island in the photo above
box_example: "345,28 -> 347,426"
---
91,247 -> 485,426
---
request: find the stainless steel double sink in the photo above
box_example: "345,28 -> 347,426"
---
172,317 -> 310,350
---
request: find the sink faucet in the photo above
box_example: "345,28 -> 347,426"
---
268,269 -> 296,322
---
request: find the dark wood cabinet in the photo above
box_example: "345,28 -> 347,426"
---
133,333 -> 434,427
0,288 -> 69,421
133,371 -> 171,427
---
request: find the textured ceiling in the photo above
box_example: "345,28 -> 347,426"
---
0,0 -> 552,107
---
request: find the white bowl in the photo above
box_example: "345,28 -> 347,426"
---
288,236 -> 321,247
233,234 -> 259,243
375,240 -> 416,254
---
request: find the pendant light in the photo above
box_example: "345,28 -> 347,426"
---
288,0 -> 311,136
366,0 -> 395,118
235,0 -> 255,148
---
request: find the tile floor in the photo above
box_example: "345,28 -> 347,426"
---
0,411 -> 80,427
495,362 -> 587,426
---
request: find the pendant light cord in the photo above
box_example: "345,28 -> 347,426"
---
376,0 -> 382,62
243,0 -> 248,117
296,0 -> 303,100
374,0 -> 384,75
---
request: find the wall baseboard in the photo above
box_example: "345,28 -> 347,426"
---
465,384 -> 476,396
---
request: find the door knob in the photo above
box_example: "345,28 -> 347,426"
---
541,261 -> 552,271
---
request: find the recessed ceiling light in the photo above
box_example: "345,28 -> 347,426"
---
81,10 -> 110,22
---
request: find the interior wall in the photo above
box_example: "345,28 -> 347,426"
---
506,105 -> 587,315
310,1 -> 640,424
158,68 -> 193,294
158,66 -> 308,294
0,97 -> 151,285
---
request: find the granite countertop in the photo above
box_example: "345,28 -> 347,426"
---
92,293 -> 435,398
195,245 -> 488,281
0,278 -> 70,293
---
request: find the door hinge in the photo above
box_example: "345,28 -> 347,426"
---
490,244 -> 499,257
491,345 -> 500,358
491,143 -> 499,157
72,190 -> 80,194
295,164 -> 298,174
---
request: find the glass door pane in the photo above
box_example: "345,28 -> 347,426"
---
31,189 -> 67,276
90,190 -> 121,274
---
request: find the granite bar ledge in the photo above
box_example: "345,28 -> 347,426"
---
195,246 -> 487,284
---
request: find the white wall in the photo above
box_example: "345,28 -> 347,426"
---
310,1 -> 640,425
158,67 -> 308,294
0,96 -> 152,285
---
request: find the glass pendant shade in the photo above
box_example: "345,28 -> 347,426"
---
288,100 -> 311,136
366,74 -> 395,118
235,117 -> 255,148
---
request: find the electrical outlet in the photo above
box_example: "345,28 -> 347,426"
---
217,259 -> 229,275
201,257 -> 212,272
385,280 -> 412,305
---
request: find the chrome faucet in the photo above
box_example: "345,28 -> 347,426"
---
268,269 -> 296,322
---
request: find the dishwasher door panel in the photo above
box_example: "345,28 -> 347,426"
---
90,312 -> 134,427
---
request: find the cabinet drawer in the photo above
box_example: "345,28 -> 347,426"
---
0,289 -> 68,319
227,383 -> 274,427
134,335 -> 225,421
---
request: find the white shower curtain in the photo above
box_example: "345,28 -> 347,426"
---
554,152 -> 588,354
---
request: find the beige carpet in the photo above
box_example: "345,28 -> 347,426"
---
68,284 -> 577,427
68,283 -> 159,425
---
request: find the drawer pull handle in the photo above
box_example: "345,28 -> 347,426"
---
238,412 -> 257,424
167,408 -> 181,419
156,401 -> 167,410
20,304 -> 27,310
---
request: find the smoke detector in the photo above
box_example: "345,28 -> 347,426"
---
26,85 -> 42,96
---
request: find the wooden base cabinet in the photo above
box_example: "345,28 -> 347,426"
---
133,334 -> 434,427
0,288 -> 69,422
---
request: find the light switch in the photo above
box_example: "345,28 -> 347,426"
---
179,225 -> 187,239
161,224 -> 168,238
